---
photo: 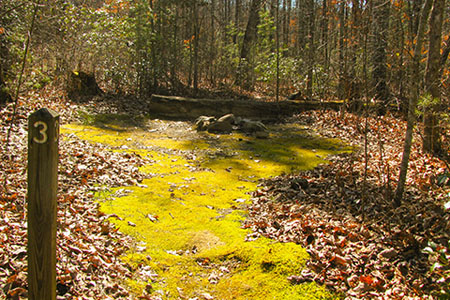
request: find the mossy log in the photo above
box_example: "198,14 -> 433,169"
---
148,95 -> 342,121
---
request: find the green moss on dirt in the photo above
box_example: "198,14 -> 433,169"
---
62,117 -> 349,299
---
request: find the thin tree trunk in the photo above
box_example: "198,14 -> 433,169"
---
209,0 -> 216,86
193,1 -> 200,93
394,0 -> 433,205
349,0 -> 361,103
150,0 -> 158,91
276,0 -> 280,102
423,0 -> 444,154
296,0 -> 306,54
371,0 -> 391,110
237,0 -> 265,89
287,0 -> 291,48
321,0 -> 329,70
282,0 -> 287,46
306,0 -> 315,99
170,6 -> 179,88
0,35 -> 11,105
338,1 -> 347,100
234,0 -> 240,43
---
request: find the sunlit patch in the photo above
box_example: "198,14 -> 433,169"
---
61,116 -> 349,299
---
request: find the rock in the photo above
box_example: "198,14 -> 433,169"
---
217,113 -> 236,125
240,119 -> 268,134
195,115 -> 269,136
207,120 -> 233,133
195,116 -> 216,131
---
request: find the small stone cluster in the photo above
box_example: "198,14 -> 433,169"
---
194,113 -> 269,138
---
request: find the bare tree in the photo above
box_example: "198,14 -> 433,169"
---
306,0 -> 315,99
237,0 -> 265,89
394,0 -> 433,205
423,0 -> 445,154
371,0 -> 391,111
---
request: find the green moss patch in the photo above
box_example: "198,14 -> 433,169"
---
62,117 -> 349,299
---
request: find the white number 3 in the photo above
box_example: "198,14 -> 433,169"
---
33,121 -> 48,144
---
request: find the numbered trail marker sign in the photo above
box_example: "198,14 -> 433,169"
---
27,108 -> 59,300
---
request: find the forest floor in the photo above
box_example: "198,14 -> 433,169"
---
0,88 -> 449,299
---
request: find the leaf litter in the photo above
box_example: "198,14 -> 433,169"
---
1,89 -> 156,299
1,90 -> 449,299
244,110 -> 450,299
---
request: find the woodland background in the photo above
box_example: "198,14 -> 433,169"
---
1,0 -> 450,153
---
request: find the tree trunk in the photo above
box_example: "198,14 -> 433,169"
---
296,0 -> 307,54
287,0 -> 292,48
394,0 -> 433,205
337,1 -> 347,100
306,0 -> 315,99
209,0 -> 216,86
234,0 -> 240,43
237,0 -> 265,89
423,0 -> 444,154
150,0 -> 158,91
321,0 -> 329,69
0,33 -> 11,105
371,0 -> 391,111
193,1 -> 200,93
349,0 -> 362,104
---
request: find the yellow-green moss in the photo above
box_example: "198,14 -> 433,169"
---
61,118 -> 349,299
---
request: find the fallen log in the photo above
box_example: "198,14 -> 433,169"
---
148,95 -> 342,121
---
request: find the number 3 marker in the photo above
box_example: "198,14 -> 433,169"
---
33,121 -> 48,144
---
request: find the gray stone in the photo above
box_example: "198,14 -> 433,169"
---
217,114 -> 236,125
195,116 -> 216,131
240,119 -> 268,133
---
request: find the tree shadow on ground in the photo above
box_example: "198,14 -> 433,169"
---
75,93 -> 351,176
179,123 -> 352,175
245,153 -> 448,297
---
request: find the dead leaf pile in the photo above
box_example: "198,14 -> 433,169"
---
244,110 -> 450,299
0,89 -> 158,299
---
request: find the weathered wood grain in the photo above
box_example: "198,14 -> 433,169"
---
27,108 -> 59,300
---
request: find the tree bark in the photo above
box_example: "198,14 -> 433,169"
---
371,0 -> 391,110
321,0 -> 329,69
394,0 -> 433,205
237,0 -> 265,89
423,0 -> 444,154
193,0 -> 200,93
337,1 -> 347,100
0,34 -> 11,105
234,0 -> 240,43
306,0 -> 315,99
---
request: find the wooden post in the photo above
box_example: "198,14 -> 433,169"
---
27,108 -> 59,300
